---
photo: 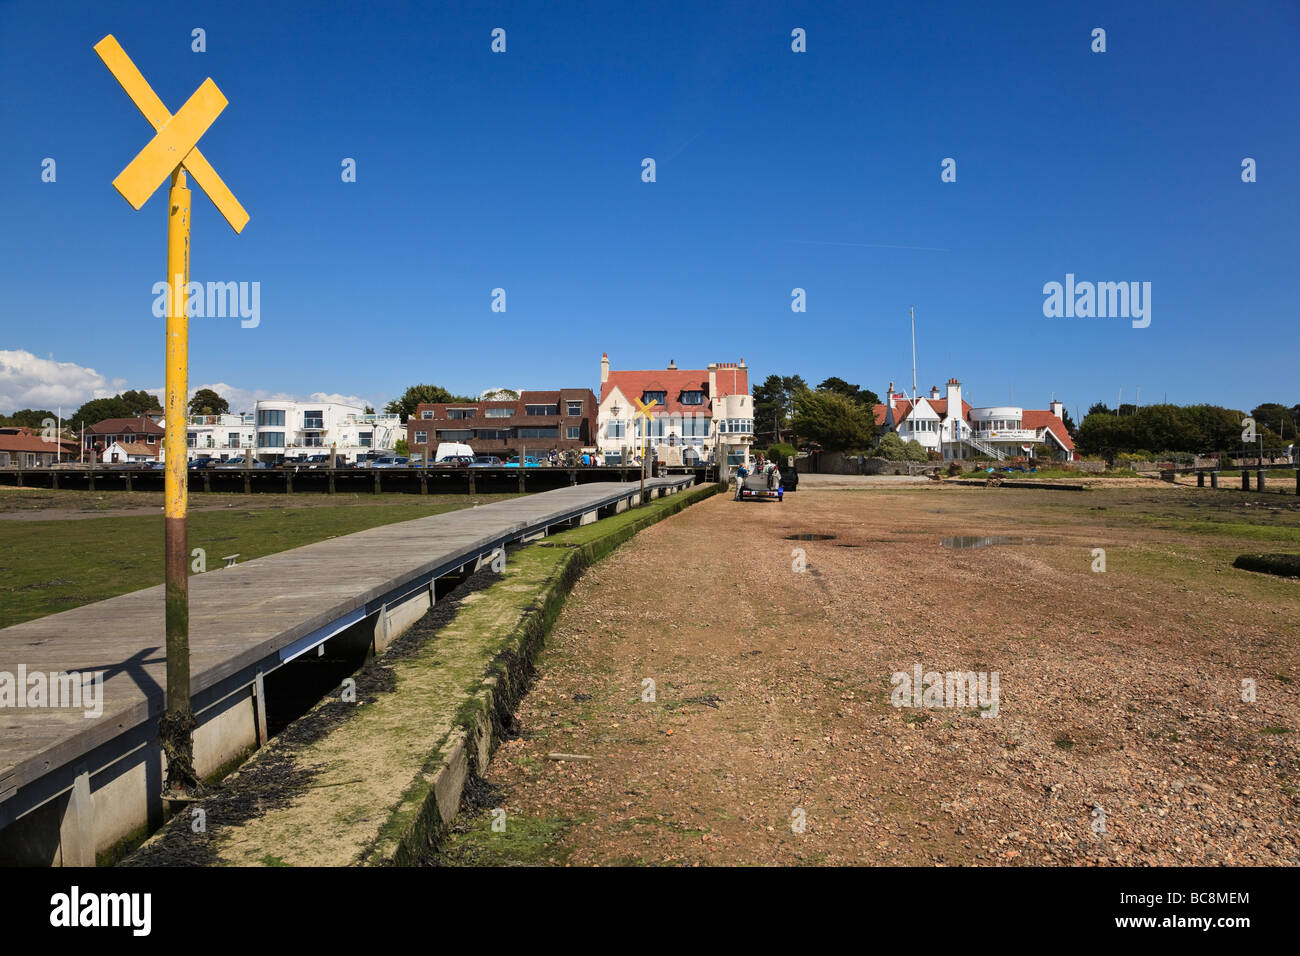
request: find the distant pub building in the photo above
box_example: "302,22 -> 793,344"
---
406,390 -> 598,460
595,354 -> 754,474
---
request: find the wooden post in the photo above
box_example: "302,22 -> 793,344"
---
374,470 -> 381,494
1242,470 -> 1250,491
468,469 -> 476,495
1196,470 -> 1205,487
1257,468 -> 1266,492
1210,470 -> 1219,489
518,445 -> 526,493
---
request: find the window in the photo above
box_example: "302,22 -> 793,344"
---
414,431 -> 428,444
187,432 -> 197,448
607,420 -> 626,438
258,431 -> 285,448
604,451 -> 622,464
227,433 -> 240,447
438,429 -> 473,441
525,404 -> 558,416
358,432 -> 372,447
303,410 -> 324,430
518,426 -> 558,439
642,391 -> 666,406
257,409 -> 285,427
682,416 -> 710,437
421,410 -> 434,419
566,401 -> 583,416
145,434 -> 156,443
485,407 -> 512,418
447,408 -> 476,419
681,390 -> 703,405
475,429 -> 510,440
566,426 -> 580,440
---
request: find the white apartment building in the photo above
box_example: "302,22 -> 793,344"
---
595,354 -> 755,473
252,401 -> 403,464
183,401 -> 402,464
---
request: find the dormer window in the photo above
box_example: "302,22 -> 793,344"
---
680,390 -> 703,405
642,391 -> 666,406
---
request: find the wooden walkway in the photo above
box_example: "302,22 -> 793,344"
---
0,478 -> 692,829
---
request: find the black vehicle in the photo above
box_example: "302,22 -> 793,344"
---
782,465 -> 798,492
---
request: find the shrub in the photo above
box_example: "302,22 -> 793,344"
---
767,443 -> 798,467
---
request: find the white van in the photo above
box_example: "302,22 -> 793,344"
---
434,442 -> 474,462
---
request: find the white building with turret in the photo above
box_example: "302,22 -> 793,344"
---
874,378 -> 1075,461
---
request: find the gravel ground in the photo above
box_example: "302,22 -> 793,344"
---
439,483 -> 1300,866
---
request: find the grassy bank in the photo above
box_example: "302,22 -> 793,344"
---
0,494 -> 518,626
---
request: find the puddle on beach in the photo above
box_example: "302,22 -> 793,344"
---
940,535 -> 1044,550
785,533 -> 837,541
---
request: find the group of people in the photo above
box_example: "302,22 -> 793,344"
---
740,453 -> 780,488
546,448 -> 606,467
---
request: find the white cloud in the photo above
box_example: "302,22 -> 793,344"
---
0,350 -> 383,417
0,349 -> 127,413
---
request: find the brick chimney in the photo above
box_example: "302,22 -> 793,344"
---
600,352 -> 609,384
929,385 -> 940,400
1050,398 -> 1064,419
707,362 -> 718,398
667,359 -> 676,369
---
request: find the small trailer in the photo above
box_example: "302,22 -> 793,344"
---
734,465 -> 784,502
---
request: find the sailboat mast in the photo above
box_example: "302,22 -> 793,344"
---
910,306 -> 917,406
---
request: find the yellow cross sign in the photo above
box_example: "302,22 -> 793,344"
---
94,35 -> 249,233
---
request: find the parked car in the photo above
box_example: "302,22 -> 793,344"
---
431,455 -> 474,468
215,458 -> 268,469
368,456 -> 410,469
781,465 -> 798,492
469,455 -> 504,467
189,457 -> 216,469
503,456 -> 541,468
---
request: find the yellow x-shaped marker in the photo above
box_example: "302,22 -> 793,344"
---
95,35 -> 249,233
633,398 -> 659,420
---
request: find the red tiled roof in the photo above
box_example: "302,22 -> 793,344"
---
105,441 -> 157,458
1021,410 -> 1075,451
601,365 -> 748,416
873,398 -> 972,426
0,430 -> 78,454
87,416 -> 164,435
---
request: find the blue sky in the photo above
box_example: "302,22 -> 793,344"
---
1,0 -> 1296,419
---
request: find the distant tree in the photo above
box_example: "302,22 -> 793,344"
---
120,389 -> 162,414
394,438 -> 409,457
792,390 -> 876,452
816,377 -> 880,408
752,374 -> 808,442
384,384 -> 474,421
481,388 -> 519,401
1251,402 -> 1297,441
1075,403 -> 1244,456
1060,408 -> 1077,435
72,396 -> 132,426
363,405 -> 375,415
187,388 -> 229,417
1086,402 -> 1113,418
2,408 -> 57,429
